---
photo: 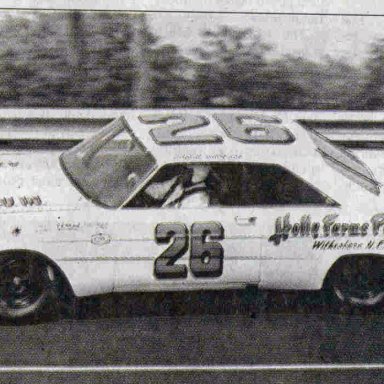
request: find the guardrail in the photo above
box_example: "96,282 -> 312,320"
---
0,109 -> 383,149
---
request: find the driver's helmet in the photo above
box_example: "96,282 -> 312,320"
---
153,165 -> 192,184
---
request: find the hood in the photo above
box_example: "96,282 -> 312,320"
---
0,151 -> 88,211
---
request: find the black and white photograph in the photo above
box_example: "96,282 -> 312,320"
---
0,1 -> 383,383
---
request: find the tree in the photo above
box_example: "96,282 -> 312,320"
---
67,12 -> 87,100
150,44 -> 192,107
191,25 -> 362,109
0,11 -> 191,108
353,38 -> 384,110
270,55 -> 361,110
192,25 -> 272,107
130,14 -> 154,107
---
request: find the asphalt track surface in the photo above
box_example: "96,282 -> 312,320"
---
0,290 -> 383,384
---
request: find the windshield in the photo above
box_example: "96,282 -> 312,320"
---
60,116 -> 157,208
307,129 -> 380,195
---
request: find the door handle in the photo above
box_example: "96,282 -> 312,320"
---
235,216 -> 257,226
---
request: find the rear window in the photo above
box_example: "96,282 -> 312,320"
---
307,129 -> 380,195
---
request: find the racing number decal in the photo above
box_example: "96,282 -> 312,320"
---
213,113 -> 295,143
154,223 -> 189,279
139,114 -> 223,145
139,113 -> 295,144
190,222 -> 224,278
154,222 -> 224,279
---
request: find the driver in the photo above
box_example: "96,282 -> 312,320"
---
144,165 -> 211,208
164,165 -> 210,208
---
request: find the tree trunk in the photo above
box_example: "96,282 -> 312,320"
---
131,14 -> 153,108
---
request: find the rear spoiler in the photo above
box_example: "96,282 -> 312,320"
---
0,109 -> 384,150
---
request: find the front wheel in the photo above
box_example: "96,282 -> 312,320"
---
328,256 -> 384,308
0,253 -> 58,320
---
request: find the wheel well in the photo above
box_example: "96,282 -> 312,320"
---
322,253 -> 384,289
0,249 -> 75,300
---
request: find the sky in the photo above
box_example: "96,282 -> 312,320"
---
148,13 -> 384,65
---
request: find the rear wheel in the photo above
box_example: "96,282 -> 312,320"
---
0,253 -> 59,320
328,256 -> 384,308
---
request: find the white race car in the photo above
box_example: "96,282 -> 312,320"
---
0,110 -> 383,320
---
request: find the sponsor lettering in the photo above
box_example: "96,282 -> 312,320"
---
0,195 -> 42,208
269,213 -> 384,246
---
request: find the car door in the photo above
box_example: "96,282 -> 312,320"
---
250,163 -> 342,290
112,162 -> 262,292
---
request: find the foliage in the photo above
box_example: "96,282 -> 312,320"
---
0,12 -> 188,108
192,26 -> 272,107
191,26 -> 362,109
353,38 -> 384,110
0,14 -> 381,110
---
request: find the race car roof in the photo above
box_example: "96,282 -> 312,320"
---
0,108 -> 381,205
87,110 -> 379,206
127,112 -> 314,166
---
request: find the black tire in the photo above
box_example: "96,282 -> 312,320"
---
326,256 -> 384,309
0,253 -> 59,320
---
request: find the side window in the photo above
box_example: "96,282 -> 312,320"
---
125,164 -> 195,208
126,163 -> 219,209
201,163 -> 337,207
125,162 -> 338,208
238,164 -> 338,206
